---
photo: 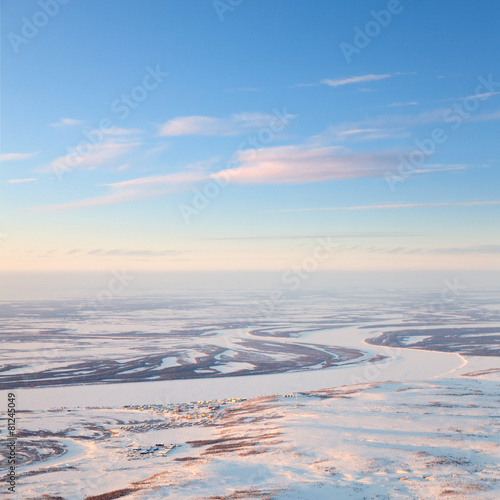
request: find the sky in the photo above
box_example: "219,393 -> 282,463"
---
1,0 -> 499,275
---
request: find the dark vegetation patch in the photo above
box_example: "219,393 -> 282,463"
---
84,488 -> 141,500
367,327 -> 500,356
1,338 -> 367,390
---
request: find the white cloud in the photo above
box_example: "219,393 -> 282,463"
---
310,126 -> 410,145
473,91 -> 500,100
46,138 -> 141,173
380,102 -> 419,108
348,244 -> 500,255
0,152 -> 37,162
296,72 -> 414,90
51,118 -> 84,127
440,91 -> 500,103
411,163 -> 470,174
321,74 -> 392,87
294,82 -> 321,88
319,107 -> 455,133
41,159 -> 217,210
39,140 -> 439,209
271,200 -> 500,213
218,145 -> 401,184
469,109 -> 500,123
142,144 -> 169,159
7,178 -> 38,183
159,112 -> 294,136
358,106 -> 500,130
103,127 -> 142,136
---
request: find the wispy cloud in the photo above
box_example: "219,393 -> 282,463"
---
40,159 -> 218,210
219,145 -> 402,184
0,152 -> 37,162
205,232 -> 419,241
358,105 -> 500,129
473,91 -> 500,100
142,144 -> 169,159
40,145 -> 404,209
63,248 -> 181,256
44,137 -> 141,173
37,129 -> 490,210
296,73 -> 394,89
426,245 -> 500,254
439,91 -> 500,103
321,74 -> 392,87
354,244 -> 500,255
294,82 -> 321,88
436,74 -> 462,79
469,109 -> 500,123
380,102 -> 419,108
85,249 -> 181,257
105,172 -> 204,193
271,200 -> 500,213
306,108 -> 456,146
366,109 -> 448,127
159,112 -> 293,136
7,178 -> 38,183
310,126 -> 410,144
370,106 -> 500,128
103,126 -> 142,136
51,117 -> 84,127
318,106 -> 491,133
410,163 -> 471,174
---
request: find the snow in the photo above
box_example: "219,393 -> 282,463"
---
213,361 -> 255,373
1,323 -> 469,411
157,356 -> 180,369
2,290 -> 500,499
9,379 -> 500,499
399,335 -> 432,345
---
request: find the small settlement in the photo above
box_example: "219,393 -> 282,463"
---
120,397 -> 246,432
124,443 -> 178,459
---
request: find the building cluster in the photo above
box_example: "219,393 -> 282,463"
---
119,397 -> 247,432
125,443 -> 177,459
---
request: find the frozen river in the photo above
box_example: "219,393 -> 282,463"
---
4,320 -> 496,411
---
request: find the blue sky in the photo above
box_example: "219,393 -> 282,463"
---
1,0 -> 499,272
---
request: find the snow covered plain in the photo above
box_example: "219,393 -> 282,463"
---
0,289 -> 499,498
3,379 -> 499,499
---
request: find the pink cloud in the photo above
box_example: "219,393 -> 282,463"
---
219,145 -> 401,184
0,152 -> 37,162
46,139 -> 141,173
7,178 -> 38,184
